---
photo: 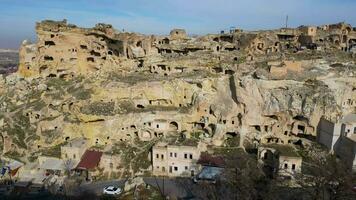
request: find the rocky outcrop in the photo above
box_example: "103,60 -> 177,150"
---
0,20 -> 355,165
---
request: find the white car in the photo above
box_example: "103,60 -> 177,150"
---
103,186 -> 122,195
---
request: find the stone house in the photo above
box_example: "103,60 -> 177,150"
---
299,26 -> 317,37
269,60 -> 304,77
317,114 -> 356,151
38,156 -> 65,176
278,155 -> 302,177
335,135 -> 356,171
317,113 -> 356,171
61,138 -> 89,164
170,29 -> 187,41
152,142 -> 201,177
75,150 -> 103,180
99,154 -> 121,174
258,144 -> 302,178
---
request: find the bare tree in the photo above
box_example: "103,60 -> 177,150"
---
264,144 -> 356,200
174,176 -> 228,200
222,148 -> 266,200
293,146 -> 355,200
64,159 -> 75,177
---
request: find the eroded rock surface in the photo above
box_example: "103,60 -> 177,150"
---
0,20 -> 355,172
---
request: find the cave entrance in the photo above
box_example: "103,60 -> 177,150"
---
136,104 -> 145,109
297,125 -> 305,134
44,56 -> 54,61
226,132 -> 238,138
169,121 -> 179,131
163,38 -> 170,44
45,41 -> 56,46
194,122 -> 205,129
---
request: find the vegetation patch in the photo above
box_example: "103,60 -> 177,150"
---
67,85 -> 93,100
111,139 -> 154,173
2,112 -> 34,149
4,150 -> 23,160
41,129 -> 61,143
39,141 -> 67,158
81,101 -> 115,116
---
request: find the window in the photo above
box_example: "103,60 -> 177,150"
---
162,167 -> 165,172
169,166 -> 172,173
185,166 -> 188,170
157,166 -> 160,169
156,154 -> 159,159
284,163 -> 288,169
174,153 -> 177,158
156,124 -> 159,128
174,167 -> 178,171
354,127 -> 356,134
190,154 -> 193,159
170,152 -> 173,157
184,153 -> 188,159
292,164 -> 296,170
73,154 -> 76,159
161,154 -> 164,159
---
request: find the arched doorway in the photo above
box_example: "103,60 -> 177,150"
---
169,121 -> 179,130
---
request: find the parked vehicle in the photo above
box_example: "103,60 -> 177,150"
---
193,166 -> 223,184
103,186 -> 122,195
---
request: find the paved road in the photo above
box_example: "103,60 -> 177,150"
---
76,177 -> 193,198
79,179 -> 127,195
144,177 -> 192,198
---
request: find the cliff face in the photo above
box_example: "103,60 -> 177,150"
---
18,20 -> 155,78
1,20 -> 355,164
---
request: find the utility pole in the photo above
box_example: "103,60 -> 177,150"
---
285,15 -> 289,28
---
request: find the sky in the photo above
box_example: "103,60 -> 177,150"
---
0,0 -> 355,49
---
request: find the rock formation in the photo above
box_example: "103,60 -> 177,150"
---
0,20 -> 355,171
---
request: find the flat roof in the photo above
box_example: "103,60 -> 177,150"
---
260,144 -> 300,157
347,134 -> 356,143
154,139 -> 199,148
64,138 -> 88,148
39,157 -> 64,171
168,138 -> 198,147
340,113 -> 356,124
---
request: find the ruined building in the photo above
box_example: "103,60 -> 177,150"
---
0,20 -> 355,175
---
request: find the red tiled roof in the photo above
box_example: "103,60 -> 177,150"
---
198,152 -> 226,167
76,150 -> 103,170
